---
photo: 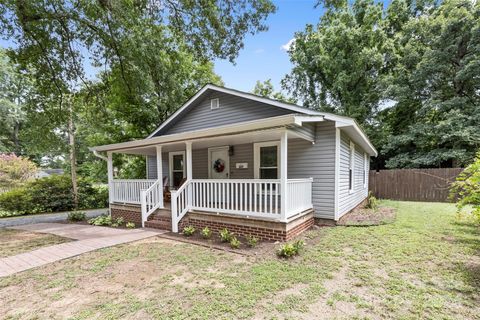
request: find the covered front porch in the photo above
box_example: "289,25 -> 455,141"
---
98,121 -> 316,234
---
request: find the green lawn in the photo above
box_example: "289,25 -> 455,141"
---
0,201 -> 478,319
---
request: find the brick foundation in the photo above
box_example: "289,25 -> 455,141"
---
110,204 -> 142,226
179,210 -> 314,241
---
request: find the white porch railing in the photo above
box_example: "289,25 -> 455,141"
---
111,179 -> 156,204
140,179 -> 164,227
171,179 -> 191,232
286,178 -> 313,215
190,179 -> 281,219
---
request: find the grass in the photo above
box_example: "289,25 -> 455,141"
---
0,201 -> 478,319
0,229 -> 71,258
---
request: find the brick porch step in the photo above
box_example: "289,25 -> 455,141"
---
144,220 -> 171,230
145,209 -> 172,231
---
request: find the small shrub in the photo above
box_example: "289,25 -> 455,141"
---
126,222 -> 135,229
88,215 -> 113,226
219,228 -> 233,242
67,211 -> 86,221
365,192 -> 379,210
201,227 -> 212,239
276,240 -> 305,258
246,235 -> 259,248
183,225 -> 196,236
230,237 -> 241,249
0,210 -> 22,218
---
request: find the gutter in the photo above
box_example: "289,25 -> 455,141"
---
92,149 -> 108,161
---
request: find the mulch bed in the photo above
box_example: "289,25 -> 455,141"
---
337,206 -> 396,226
159,231 -> 279,257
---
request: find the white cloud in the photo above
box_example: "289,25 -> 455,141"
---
281,38 -> 295,51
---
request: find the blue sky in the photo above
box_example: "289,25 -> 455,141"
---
215,0 -> 323,93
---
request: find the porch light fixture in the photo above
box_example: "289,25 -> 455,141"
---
229,146 -> 234,156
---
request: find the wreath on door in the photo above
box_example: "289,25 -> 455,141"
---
213,158 -> 225,173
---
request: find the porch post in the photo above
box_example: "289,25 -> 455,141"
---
156,145 -> 164,208
185,141 -> 193,209
185,141 -> 192,180
280,131 -> 288,221
107,151 -> 114,204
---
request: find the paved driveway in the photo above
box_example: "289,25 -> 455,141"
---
0,223 -> 166,277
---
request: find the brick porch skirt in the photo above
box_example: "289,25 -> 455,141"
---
179,210 -> 314,241
110,203 -> 315,241
110,204 -> 142,226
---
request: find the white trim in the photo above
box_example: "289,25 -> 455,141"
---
169,151 -> 186,187
207,146 -> 230,179
107,152 -> 113,204
334,128 -> 340,220
349,141 -> 355,194
253,141 -> 280,179
210,98 -> 219,109
363,152 -> 368,189
147,84 -> 322,138
280,131 -> 288,221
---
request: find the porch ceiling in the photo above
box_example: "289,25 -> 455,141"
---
108,128 -> 306,156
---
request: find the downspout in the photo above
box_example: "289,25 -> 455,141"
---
91,149 -> 108,161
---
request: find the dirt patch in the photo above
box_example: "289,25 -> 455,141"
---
337,206 -> 396,226
0,229 -> 71,257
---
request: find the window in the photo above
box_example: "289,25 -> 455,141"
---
254,141 -> 279,179
210,98 -> 219,109
363,152 -> 368,188
169,151 -> 185,188
349,141 -> 355,193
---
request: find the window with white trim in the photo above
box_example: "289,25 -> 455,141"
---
210,98 -> 219,109
349,141 -> 355,192
363,152 -> 368,188
254,141 -> 280,179
169,151 -> 185,188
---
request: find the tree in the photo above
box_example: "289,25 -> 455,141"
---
0,0 -> 275,188
383,0 -> 480,168
252,79 -> 296,104
0,153 -> 37,191
282,0 -> 390,125
0,49 -> 29,154
450,151 -> 480,224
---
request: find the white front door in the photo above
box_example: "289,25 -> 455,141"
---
208,147 -> 230,179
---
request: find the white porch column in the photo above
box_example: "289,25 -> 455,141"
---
107,151 -> 114,204
156,145 -> 164,208
185,141 -> 192,180
185,141 -> 193,209
280,130 -> 288,221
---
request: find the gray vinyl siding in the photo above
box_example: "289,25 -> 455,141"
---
288,123 -> 316,141
155,92 -> 293,136
146,143 -> 255,180
146,153 -> 169,180
288,121 -> 336,219
338,131 -> 369,218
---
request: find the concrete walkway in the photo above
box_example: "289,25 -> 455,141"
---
0,223 -> 165,277
0,209 -> 107,228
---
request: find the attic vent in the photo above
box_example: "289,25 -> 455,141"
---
210,98 -> 220,109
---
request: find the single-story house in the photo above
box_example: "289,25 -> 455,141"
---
90,84 -> 377,241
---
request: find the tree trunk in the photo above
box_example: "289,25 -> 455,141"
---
68,95 -> 78,209
13,122 -> 20,155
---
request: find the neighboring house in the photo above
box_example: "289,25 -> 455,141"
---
91,84 -> 377,240
35,169 -> 64,179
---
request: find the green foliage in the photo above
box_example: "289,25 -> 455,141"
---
126,222 -> 135,229
0,153 -> 37,190
67,211 -> 86,222
201,227 -> 212,239
0,175 -> 107,215
246,235 -> 259,248
88,215 -> 124,227
252,79 -> 296,104
229,237 -> 241,249
219,228 -> 234,243
0,210 -> 22,218
366,192 -> 379,211
276,240 -> 305,258
183,226 -> 196,237
451,152 -> 480,224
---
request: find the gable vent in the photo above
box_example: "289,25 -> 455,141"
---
210,98 -> 220,109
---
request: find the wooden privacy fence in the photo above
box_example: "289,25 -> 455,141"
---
369,168 -> 463,202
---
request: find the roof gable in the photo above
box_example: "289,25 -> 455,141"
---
148,84 -> 321,137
